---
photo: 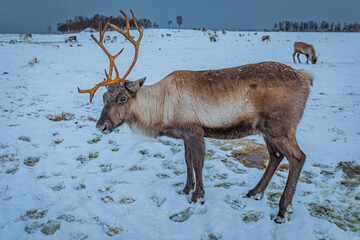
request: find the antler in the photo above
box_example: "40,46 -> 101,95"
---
77,10 -> 144,103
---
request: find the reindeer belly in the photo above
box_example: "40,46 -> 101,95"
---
203,120 -> 256,139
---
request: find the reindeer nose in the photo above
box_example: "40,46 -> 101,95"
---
96,120 -> 112,133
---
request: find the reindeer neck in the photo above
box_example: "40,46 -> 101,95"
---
127,82 -> 166,137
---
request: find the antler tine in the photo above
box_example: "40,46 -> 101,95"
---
130,9 -> 144,43
120,10 -> 130,32
100,17 -> 112,42
77,85 -> 100,103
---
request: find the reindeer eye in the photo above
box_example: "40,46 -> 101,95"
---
118,96 -> 127,104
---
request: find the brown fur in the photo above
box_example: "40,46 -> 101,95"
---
293,42 -> 317,64
96,61 -> 313,223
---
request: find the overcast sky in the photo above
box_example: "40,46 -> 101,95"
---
0,0 -> 359,33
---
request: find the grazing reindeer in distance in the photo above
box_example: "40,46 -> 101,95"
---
111,36 -> 117,43
262,35 -> 270,42
104,36 -> 111,43
78,10 -> 313,224
65,36 -> 77,43
293,42 -> 317,64
23,34 -> 32,41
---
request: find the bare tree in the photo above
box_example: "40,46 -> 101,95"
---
47,26 -> 52,34
176,16 -> 183,30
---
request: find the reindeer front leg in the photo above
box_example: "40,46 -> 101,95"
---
183,132 -> 205,203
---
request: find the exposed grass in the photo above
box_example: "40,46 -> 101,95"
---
53,139 -> 63,145
23,156 -> 40,166
87,116 -> 97,122
20,209 -> 48,220
18,136 -> 31,142
88,152 -> 99,160
101,196 -> 114,203
87,136 -> 101,144
119,197 -> 135,204
100,163 -> 112,172
241,210 -> 264,223
0,153 -> 18,164
93,216 -> 123,236
212,139 -> 269,170
0,143 -> 9,149
231,140 -> 269,170
46,112 -> 75,121
308,202 -> 360,232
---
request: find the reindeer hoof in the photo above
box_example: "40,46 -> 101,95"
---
272,205 -> 293,223
272,213 -> 290,224
245,191 -> 264,200
182,185 -> 194,195
191,190 -> 205,204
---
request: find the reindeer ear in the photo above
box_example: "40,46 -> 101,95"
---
125,77 -> 146,93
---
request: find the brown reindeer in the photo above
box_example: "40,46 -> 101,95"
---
261,35 -> 270,42
104,36 -> 111,43
293,42 -> 317,64
23,34 -> 32,41
111,36 -> 117,43
65,36 -> 77,43
78,10 -> 313,224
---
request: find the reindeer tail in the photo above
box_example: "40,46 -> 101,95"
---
298,69 -> 313,86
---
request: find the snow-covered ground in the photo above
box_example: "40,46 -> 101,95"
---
0,29 -> 359,240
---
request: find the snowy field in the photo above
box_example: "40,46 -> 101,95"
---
0,29 -> 359,240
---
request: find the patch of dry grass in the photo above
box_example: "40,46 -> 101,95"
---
23,156 -> 40,166
46,112 -> 75,121
28,57 -> 40,66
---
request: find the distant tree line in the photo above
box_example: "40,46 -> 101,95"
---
57,14 -> 158,33
272,20 -> 360,32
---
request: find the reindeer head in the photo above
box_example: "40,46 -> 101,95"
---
97,78 -> 145,133
77,10 -> 145,134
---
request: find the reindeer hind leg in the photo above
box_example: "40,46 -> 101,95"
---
182,141 -> 195,195
272,135 -> 306,223
246,136 -> 284,200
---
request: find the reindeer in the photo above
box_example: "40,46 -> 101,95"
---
65,36 -> 77,43
23,34 -> 32,41
104,36 -> 111,43
261,35 -> 270,42
78,10 -> 313,224
209,35 -> 217,42
111,36 -> 117,43
293,42 -> 317,64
